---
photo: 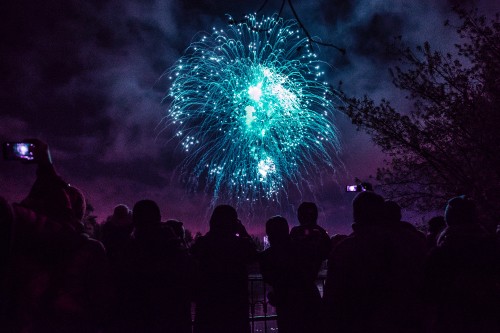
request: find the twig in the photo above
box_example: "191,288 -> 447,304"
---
229,0 -> 346,55
287,0 -> 346,54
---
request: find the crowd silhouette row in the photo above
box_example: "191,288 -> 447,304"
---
1,141 -> 499,333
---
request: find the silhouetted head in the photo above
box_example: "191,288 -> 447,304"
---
331,234 -> 348,249
209,204 -> 238,235
22,183 -> 85,231
266,215 -> 290,246
445,195 -> 476,226
384,200 -> 402,224
133,200 -> 161,228
297,202 -> 318,225
427,216 -> 446,233
166,219 -> 185,240
113,204 -> 130,219
110,204 -> 132,227
352,191 -> 385,225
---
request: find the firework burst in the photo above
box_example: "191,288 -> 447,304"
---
165,14 -> 340,203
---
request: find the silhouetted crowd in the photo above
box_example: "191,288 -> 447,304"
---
1,141 -> 499,333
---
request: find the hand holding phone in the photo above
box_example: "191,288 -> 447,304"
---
3,139 -> 52,164
346,182 -> 373,192
2,142 -> 37,161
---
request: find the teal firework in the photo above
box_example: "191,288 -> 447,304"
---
165,14 -> 340,203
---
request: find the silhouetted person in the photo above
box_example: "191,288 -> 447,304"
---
4,140 -> 110,333
323,191 -> 426,333
110,199 -> 195,333
165,219 -> 188,248
290,202 -> 331,274
384,199 -> 426,246
260,216 -> 322,333
426,216 -> 446,251
190,205 -> 257,333
424,196 -> 500,333
101,204 -> 133,261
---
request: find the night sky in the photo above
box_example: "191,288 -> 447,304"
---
1,0 -> 498,236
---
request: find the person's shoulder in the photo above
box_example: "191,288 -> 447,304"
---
235,235 -> 258,255
397,221 -> 423,235
79,235 -> 107,255
313,224 -> 327,232
332,234 -> 356,247
312,224 -> 329,237
289,225 -> 302,234
328,235 -> 359,264
100,220 -> 114,231
329,233 -> 369,257
190,234 -> 209,253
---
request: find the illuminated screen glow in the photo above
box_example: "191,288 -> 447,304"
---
165,14 -> 340,203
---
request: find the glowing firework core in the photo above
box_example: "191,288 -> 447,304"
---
165,14 -> 340,202
248,82 -> 262,102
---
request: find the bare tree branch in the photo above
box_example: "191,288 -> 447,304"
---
229,0 -> 346,54
339,8 -> 500,228
287,0 -> 346,54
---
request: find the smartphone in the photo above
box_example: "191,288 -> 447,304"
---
346,184 -> 363,192
2,142 -> 36,161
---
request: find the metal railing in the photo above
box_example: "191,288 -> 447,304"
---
248,274 -> 278,333
247,271 -> 327,333
189,270 -> 327,333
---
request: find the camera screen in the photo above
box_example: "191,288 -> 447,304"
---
2,142 -> 36,161
346,185 -> 358,192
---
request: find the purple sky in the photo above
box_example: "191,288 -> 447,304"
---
1,0 -> 498,236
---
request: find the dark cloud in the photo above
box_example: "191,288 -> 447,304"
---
350,13 -> 403,63
319,0 -> 358,23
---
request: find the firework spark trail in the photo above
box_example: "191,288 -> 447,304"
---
165,14 -> 340,203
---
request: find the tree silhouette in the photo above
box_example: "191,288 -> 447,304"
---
338,8 -> 500,229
